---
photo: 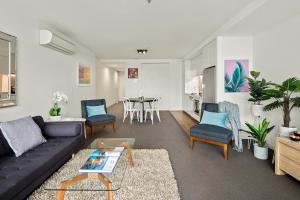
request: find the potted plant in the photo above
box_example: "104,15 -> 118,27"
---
49,91 -> 68,121
264,77 -> 300,136
247,71 -> 271,117
244,118 -> 275,160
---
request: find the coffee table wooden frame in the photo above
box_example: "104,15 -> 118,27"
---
57,143 -> 134,200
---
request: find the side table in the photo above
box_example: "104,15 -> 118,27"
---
275,137 -> 300,181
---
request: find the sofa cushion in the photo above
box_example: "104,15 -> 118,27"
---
190,124 -> 233,144
0,117 -> 47,157
86,114 -> 116,126
0,129 -> 13,158
44,122 -> 82,137
32,116 -> 45,133
0,116 -> 43,158
0,135 -> 82,200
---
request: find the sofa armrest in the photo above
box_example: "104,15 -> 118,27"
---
44,122 -> 83,137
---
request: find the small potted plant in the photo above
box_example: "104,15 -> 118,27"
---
264,77 -> 300,136
247,71 -> 271,117
49,91 -> 68,121
244,118 -> 275,160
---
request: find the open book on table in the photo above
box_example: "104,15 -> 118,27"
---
79,147 -> 124,174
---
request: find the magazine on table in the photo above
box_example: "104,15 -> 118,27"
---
79,147 -> 124,173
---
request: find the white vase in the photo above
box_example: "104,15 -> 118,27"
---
254,143 -> 268,160
279,125 -> 297,137
251,104 -> 264,117
49,116 -> 62,121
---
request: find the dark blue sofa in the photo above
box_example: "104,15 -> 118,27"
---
0,116 -> 84,200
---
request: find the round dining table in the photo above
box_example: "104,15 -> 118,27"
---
129,97 -> 156,123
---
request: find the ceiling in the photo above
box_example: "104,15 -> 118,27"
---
1,0 -> 253,59
223,0 -> 300,36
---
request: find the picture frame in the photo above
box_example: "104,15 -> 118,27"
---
224,59 -> 249,93
77,63 -> 91,86
128,68 -> 138,79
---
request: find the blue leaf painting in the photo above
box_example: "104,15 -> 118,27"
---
225,61 -> 248,92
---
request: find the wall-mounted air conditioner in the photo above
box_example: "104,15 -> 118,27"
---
39,29 -> 76,55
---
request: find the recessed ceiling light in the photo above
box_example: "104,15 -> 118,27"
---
137,49 -> 148,54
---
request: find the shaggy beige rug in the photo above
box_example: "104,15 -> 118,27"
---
28,149 -> 180,200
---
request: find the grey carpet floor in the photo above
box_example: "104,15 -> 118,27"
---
85,103 -> 300,200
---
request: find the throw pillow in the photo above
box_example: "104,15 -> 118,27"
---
86,105 -> 106,117
44,123 -> 81,137
0,116 -> 47,157
200,111 -> 228,128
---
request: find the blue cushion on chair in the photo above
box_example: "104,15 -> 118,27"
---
86,105 -> 106,117
86,115 -> 116,126
200,111 -> 228,128
190,124 -> 233,144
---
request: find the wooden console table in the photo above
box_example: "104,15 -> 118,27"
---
275,137 -> 300,181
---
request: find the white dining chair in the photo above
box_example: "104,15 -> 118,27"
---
144,99 -> 155,124
154,97 -> 161,122
121,98 -> 140,124
144,97 -> 161,124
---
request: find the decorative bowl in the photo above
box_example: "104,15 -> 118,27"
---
289,135 -> 300,141
293,131 -> 300,137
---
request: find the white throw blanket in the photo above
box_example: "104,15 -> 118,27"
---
218,101 -> 243,152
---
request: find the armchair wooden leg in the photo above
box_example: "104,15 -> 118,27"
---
189,137 -> 194,149
91,126 -> 94,136
84,125 -> 88,139
223,144 -> 228,160
112,123 -> 116,132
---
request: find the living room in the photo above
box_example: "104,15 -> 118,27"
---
0,0 -> 300,200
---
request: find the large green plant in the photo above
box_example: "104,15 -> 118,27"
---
225,61 -> 247,92
264,77 -> 300,127
244,118 -> 275,147
247,71 -> 271,105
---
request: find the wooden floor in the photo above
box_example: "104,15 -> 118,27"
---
170,111 -> 198,135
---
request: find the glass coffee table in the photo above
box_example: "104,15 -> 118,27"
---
45,138 -> 135,200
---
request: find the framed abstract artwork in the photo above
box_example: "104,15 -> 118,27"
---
77,63 -> 91,86
128,68 -> 138,79
224,59 -> 249,93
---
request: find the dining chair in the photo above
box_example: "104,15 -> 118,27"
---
144,98 -> 155,124
121,98 -> 140,124
155,97 -> 161,122
144,97 -> 161,124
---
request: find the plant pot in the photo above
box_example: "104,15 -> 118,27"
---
279,125 -> 297,137
251,104 -> 264,117
49,115 -> 62,121
254,143 -> 268,160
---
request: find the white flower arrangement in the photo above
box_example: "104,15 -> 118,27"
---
49,91 -> 68,117
52,91 -> 69,104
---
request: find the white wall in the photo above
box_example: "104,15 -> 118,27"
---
118,71 -> 125,100
96,62 -> 119,107
216,36 -> 253,123
254,14 -> 300,128
190,40 -> 217,75
123,59 -> 183,110
0,12 -> 97,121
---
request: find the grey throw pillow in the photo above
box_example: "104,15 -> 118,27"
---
0,116 -> 46,157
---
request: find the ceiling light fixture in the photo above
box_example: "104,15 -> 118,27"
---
147,0 -> 152,3
137,49 -> 148,54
